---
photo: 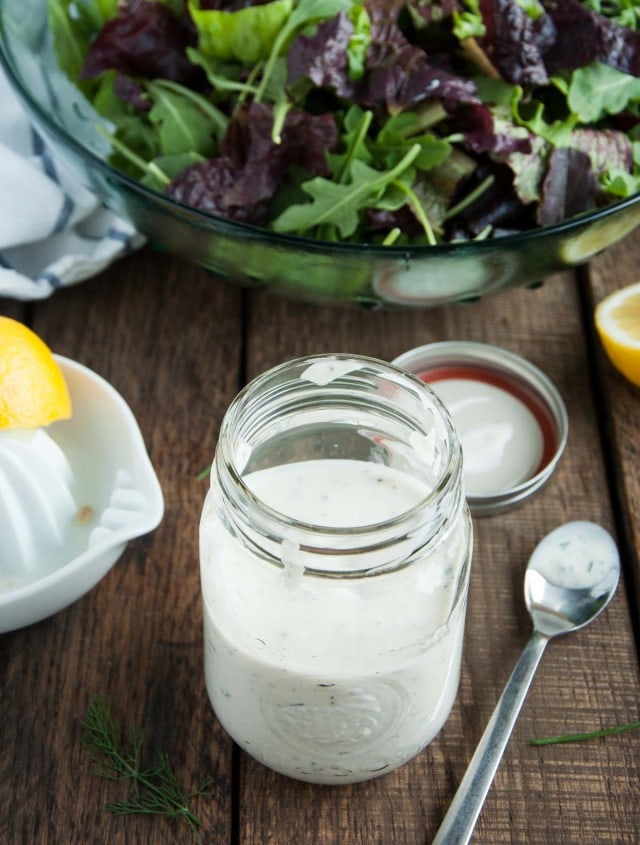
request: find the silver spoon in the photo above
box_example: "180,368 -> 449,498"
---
432,520 -> 620,845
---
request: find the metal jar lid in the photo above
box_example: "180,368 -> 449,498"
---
392,341 -> 568,516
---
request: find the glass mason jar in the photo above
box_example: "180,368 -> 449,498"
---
199,354 -> 472,785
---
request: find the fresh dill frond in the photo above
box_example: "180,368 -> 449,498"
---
531,719 -> 640,746
81,694 -> 213,842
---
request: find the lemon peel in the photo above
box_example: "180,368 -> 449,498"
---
594,281 -> 640,388
0,316 -> 72,429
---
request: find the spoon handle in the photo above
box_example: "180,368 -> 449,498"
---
432,630 -> 549,845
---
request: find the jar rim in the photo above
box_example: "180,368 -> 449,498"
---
213,354 -> 465,571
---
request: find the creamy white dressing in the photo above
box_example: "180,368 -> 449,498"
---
200,458 -> 470,784
247,458 -> 428,528
300,357 -> 365,386
532,530 -> 616,590
429,378 -> 543,496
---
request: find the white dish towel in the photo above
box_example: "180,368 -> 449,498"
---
0,67 -> 144,301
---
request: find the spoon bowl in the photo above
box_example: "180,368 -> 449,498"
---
432,520 -> 620,845
525,521 -> 620,636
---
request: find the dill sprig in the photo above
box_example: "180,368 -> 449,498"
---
531,719 -> 640,746
81,694 -> 213,841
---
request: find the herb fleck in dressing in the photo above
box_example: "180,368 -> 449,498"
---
531,531 -> 617,590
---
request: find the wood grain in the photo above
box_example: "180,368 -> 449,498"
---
1,242 -> 639,845
587,234 -> 640,626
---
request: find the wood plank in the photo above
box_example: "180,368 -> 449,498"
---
0,297 -> 26,321
240,270 -> 640,844
0,249 -> 243,845
586,234 -> 640,625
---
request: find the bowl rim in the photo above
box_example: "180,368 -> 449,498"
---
2,24 -> 640,258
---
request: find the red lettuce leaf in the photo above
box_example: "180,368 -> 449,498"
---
570,127 -> 633,175
113,74 -> 152,112
287,11 -> 356,98
447,161 -> 533,236
364,46 -> 480,113
366,204 -> 426,236
80,0 -> 199,85
357,2 -> 479,113
479,0 -> 555,86
165,155 -> 263,222
454,103 -> 532,155
167,102 -> 337,223
542,0 -> 640,78
537,147 -> 598,226
479,0 -> 640,84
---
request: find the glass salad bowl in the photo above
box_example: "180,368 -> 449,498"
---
2,0 -> 640,308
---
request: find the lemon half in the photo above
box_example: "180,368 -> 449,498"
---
595,282 -> 640,387
0,316 -> 72,429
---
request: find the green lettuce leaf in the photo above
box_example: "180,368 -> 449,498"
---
346,4 -> 371,80
602,169 -> 640,197
189,0 -> 293,62
452,0 -> 486,40
568,62 -> 640,123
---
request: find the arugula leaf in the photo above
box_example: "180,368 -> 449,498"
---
272,144 -> 421,237
387,178 -> 438,244
145,80 -> 221,157
149,78 -> 228,139
325,106 -> 373,182
568,61 -> 640,123
376,133 -> 451,172
48,0 -> 95,84
257,57 -> 294,142
92,70 -> 136,122
364,112 -> 452,174
88,75 -> 162,174
186,49 -> 259,98
49,0 -> 119,68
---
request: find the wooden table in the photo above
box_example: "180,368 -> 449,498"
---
1,232 -> 639,845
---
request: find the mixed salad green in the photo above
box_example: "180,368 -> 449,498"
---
49,0 -> 640,245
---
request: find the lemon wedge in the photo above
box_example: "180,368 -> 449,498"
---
594,281 -> 640,387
